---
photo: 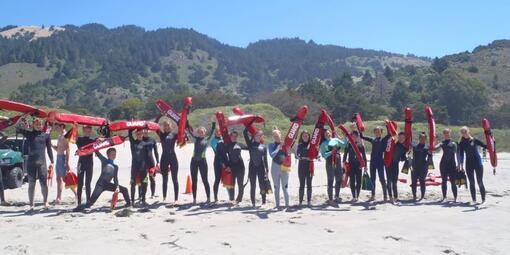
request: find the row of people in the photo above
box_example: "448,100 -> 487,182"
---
3,116 -> 489,210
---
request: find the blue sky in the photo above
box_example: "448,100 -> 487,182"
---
1,1 -> 508,57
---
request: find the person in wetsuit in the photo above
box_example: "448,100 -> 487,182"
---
84,148 -> 130,208
434,128 -> 459,202
320,129 -> 345,203
244,128 -> 270,207
296,131 -> 312,206
187,122 -> 216,204
211,129 -> 229,202
360,126 -> 389,201
458,126 -> 488,204
143,129 -> 159,199
128,129 -> 149,205
387,132 -> 407,204
155,118 -> 179,203
225,131 -> 247,204
76,126 -> 95,205
268,127 -> 290,208
411,132 -> 432,201
17,118 -> 54,209
343,131 -> 368,202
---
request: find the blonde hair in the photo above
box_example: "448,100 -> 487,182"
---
459,126 -> 471,142
198,126 -> 207,134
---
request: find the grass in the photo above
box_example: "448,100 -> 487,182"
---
0,63 -> 56,96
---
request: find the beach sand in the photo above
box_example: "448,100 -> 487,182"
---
1,143 -> 509,255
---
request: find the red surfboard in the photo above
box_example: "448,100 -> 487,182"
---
215,111 -> 231,144
352,113 -> 365,133
306,109 -> 336,175
282,105 -> 308,153
383,120 -> 397,168
280,105 -> 308,171
307,110 -> 327,175
227,114 -> 265,128
0,99 -> 47,118
404,107 -> 413,150
324,111 -> 336,137
0,115 -> 22,131
47,111 -> 107,126
156,99 -> 181,124
482,118 -> 497,173
232,107 -> 259,135
338,124 -> 366,168
76,136 -> 126,156
109,120 -> 160,132
156,99 -> 194,133
424,106 -> 436,153
177,97 -> 192,147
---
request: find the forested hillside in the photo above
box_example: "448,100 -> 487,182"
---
1,24 -> 509,128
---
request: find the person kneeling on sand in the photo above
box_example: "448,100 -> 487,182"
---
76,148 -> 130,210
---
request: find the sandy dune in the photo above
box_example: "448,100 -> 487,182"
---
1,143 -> 509,255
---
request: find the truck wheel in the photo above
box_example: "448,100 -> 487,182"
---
5,166 -> 23,189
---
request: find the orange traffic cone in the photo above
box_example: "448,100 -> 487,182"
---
184,175 -> 192,194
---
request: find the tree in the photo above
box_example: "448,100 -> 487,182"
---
436,70 -> 489,124
333,72 -> 353,89
389,81 -> 411,116
361,70 -> 374,86
383,66 -> 394,82
431,57 -> 448,73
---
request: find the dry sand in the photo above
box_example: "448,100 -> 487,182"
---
1,143 -> 509,255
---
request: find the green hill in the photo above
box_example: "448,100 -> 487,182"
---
0,63 -> 55,95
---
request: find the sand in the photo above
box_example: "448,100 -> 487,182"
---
1,143 -> 509,255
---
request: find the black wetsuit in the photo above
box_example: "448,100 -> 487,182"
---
225,141 -> 247,202
437,139 -> 458,199
143,136 -> 159,197
76,136 -> 95,205
387,142 -> 406,200
411,143 -> 431,199
128,130 -> 149,204
243,128 -> 270,206
17,128 -> 54,205
296,142 -> 312,204
211,136 -> 229,201
459,137 -> 487,202
343,142 -> 368,199
157,131 -> 179,201
361,134 -> 389,199
188,123 -> 215,201
88,152 -> 130,207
